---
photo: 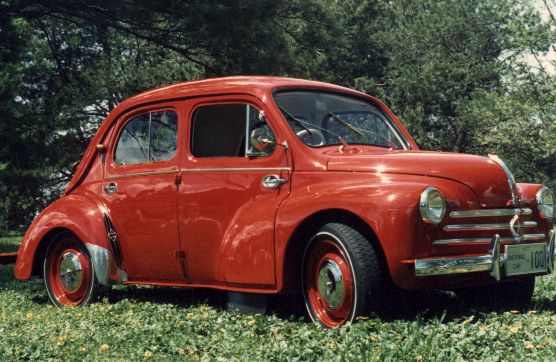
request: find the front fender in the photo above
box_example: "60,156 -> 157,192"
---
275,172 -> 478,291
15,191 -> 126,285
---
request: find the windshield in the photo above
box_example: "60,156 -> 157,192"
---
274,91 -> 407,149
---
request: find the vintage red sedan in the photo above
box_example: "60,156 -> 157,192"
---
9,76 -> 555,327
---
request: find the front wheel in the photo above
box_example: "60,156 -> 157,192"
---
44,232 -> 97,307
302,223 -> 382,327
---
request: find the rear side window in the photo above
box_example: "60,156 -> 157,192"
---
115,110 -> 178,165
191,104 -> 274,158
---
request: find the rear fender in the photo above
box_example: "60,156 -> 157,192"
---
15,192 -> 126,285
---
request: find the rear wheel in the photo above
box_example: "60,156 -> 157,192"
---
302,223 -> 382,327
44,232 -> 97,307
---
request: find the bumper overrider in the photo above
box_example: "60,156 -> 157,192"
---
415,230 -> 555,280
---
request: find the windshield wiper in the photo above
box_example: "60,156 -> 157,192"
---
326,112 -> 364,138
278,106 -> 313,135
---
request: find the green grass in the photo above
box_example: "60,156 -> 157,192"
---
1,234 -> 555,361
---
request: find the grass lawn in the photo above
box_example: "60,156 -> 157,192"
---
1,234 -> 555,361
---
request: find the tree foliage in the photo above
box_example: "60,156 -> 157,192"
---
0,0 -> 554,229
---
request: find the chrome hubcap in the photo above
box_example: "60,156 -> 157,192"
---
59,252 -> 83,292
318,259 -> 344,309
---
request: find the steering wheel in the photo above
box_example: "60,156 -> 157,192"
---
296,128 -> 326,146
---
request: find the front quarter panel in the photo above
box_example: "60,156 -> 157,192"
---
275,171 -> 478,291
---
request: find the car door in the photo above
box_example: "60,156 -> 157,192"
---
179,95 -> 291,288
102,103 -> 184,282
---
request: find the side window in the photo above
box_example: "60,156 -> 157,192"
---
115,110 -> 178,166
191,103 -> 275,158
150,111 -> 178,162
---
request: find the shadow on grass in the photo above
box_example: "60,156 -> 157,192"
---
2,263 -> 554,325
82,284 -> 556,324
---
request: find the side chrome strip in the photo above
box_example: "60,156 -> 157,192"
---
180,167 -> 291,173
449,208 -> 532,219
433,233 -> 546,246
105,167 -> 291,180
105,170 -> 178,180
444,221 -> 537,232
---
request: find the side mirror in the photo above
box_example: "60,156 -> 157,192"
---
247,126 -> 276,157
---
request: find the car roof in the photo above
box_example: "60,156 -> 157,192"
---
118,76 -> 364,110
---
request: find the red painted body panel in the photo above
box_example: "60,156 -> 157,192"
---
101,102 -> 183,282
15,76 -> 554,297
177,96 -> 291,288
15,187 -> 107,280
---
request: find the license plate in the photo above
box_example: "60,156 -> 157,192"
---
505,243 -> 547,276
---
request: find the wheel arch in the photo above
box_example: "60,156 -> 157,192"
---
279,208 -> 390,294
15,193 -> 122,284
30,227 -> 75,278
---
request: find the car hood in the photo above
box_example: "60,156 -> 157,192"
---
326,150 -> 514,208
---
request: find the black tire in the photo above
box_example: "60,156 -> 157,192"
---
301,223 -> 382,327
43,232 -> 98,307
456,277 -> 535,310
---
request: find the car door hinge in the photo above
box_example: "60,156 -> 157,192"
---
175,250 -> 188,279
175,174 -> 182,186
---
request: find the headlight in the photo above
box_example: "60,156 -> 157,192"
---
420,187 -> 446,224
536,187 -> 555,220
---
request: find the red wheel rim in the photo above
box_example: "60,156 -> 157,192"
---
305,238 -> 354,328
47,238 -> 92,306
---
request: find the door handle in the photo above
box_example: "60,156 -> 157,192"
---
262,174 -> 287,189
104,182 -> 118,195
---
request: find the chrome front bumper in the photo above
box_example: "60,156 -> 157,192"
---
415,230 -> 555,280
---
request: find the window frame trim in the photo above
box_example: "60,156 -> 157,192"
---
111,106 -> 180,168
189,101 -> 278,160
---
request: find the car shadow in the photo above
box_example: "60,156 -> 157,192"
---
95,284 -> 556,325
2,264 -> 553,325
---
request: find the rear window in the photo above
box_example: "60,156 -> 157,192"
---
114,110 -> 177,165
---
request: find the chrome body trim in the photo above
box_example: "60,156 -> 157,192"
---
261,174 -> 287,189
488,154 -> 518,205
416,235 -> 503,279
180,167 -> 291,173
419,187 -> 446,224
105,167 -> 291,180
105,170 -> 178,180
443,221 -> 537,232
433,233 -> 546,246
85,243 -> 127,286
416,235 -> 554,279
449,208 -> 532,219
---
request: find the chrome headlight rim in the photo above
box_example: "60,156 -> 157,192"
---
419,187 -> 446,225
536,187 -> 555,221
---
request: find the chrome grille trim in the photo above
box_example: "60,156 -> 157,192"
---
488,154 -> 518,205
449,208 -> 532,219
443,221 -> 537,232
433,233 -> 546,245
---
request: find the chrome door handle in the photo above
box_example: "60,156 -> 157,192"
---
262,174 -> 286,189
104,182 -> 117,195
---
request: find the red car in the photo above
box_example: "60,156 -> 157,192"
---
9,77 -> 555,328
